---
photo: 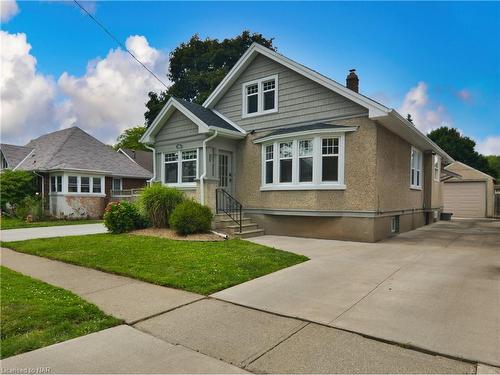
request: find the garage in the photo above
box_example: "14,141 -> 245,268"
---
443,181 -> 486,218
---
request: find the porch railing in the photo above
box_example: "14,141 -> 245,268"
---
110,189 -> 143,197
216,188 -> 242,233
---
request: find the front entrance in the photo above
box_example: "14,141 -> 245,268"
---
218,150 -> 233,194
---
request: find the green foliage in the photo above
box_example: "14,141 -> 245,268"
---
145,31 -> 275,126
169,200 -> 213,235
486,155 -> 500,179
15,196 -> 43,221
0,170 -> 36,210
1,266 -> 119,359
114,126 -> 147,150
140,183 -> 185,228
0,217 -> 102,230
428,127 -> 497,178
103,201 -> 146,234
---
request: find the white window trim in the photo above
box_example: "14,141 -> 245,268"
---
433,154 -> 441,182
50,174 -> 63,193
410,146 -> 423,190
260,133 -> 346,191
161,149 -> 199,188
53,173 -> 105,196
242,74 -> 278,118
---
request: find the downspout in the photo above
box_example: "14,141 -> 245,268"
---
144,145 -> 156,185
33,171 -> 45,212
200,130 -> 218,205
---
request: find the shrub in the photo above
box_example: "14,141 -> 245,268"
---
103,201 -> 146,234
16,196 -> 43,221
169,200 -> 213,235
140,183 -> 185,228
0,170 -> 36,210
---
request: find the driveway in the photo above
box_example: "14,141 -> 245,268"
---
0,223 -> 107,241
213,219 -> 500,366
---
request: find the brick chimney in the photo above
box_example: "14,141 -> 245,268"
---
346,69 -> 359,93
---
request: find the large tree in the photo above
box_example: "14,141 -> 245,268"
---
144,31 -> 275,126
114,126 -> 147,151
428,127 -> 497,178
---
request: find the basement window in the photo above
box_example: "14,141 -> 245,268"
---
391,216 -> 400,233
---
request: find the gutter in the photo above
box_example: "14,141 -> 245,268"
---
200,130 -> 218,205
32,170 -> 45,211
144,145 -> 156,184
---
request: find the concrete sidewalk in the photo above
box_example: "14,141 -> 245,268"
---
0,223 -> 107,241
0,248 -> 204,324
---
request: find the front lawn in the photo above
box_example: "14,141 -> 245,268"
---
3,234 -> 308,294
0,266 -> 120,359
0,217 -> 102,230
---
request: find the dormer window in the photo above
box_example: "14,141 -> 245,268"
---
242,75 -> 278,118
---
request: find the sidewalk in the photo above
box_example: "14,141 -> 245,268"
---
1,223 -> 107,241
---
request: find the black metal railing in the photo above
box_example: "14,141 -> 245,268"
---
216,188 -> 242,233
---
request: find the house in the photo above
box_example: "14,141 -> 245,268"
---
141,43 -> 453,242
0,127 -> 152,218
117,148 -> 154,173
442,161 -> 495,218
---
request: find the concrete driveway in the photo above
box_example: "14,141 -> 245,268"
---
213,219 -> 500,366
0,223 -> 107,241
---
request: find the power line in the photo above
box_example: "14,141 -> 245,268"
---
73,0 -> 169,89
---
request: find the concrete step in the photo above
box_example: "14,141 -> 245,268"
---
215,218 -> 252,228
232,228 -> 265,239
224,223 -> 259,235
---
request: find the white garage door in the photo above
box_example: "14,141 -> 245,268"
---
443,182 -> 486,218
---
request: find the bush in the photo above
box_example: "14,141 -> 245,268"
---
0,170 -> 36,210
169,200 -> 213,235
16,196 -> 43,221
140,183 -> 185,228
103,201 -> 147,234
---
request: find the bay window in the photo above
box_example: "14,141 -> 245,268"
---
163,149 -> 198,186
50,175 -> 62,193
410,147 -> 423,189
260,134 -> 346,190
92,177 -> 102,193
243,75 -> 278,117
80,177 -> 90,193
68,176 -> 78,192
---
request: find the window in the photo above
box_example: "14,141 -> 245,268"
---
92,177 -> 102,193
163,150 -> 198,185
391,216 -> 400,233
410,147 -> 423,189
50,176 -> 62,193
433,154 -> 441,182
261,134 -> 346,190
112,178 -> 122,191
80,177 -> 90,193
243,75 -> 278,117
68,176 -> 78,192
279,141 -> 293,183
265,144 -> 274,184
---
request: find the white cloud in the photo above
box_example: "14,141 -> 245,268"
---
0,31 -> 170,145
456,89 -> 473,104
0,0 -> 19,23
475,136 -> 500,156
0,31 -> 56,144
399,81 -> 452,134
57,35 -> 170,143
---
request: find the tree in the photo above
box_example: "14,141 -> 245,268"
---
428,127 -> 497,178
144,31 -> 275,126
0,170 -> 36,210
114,126 -> 147,151
486,155 -> 500,178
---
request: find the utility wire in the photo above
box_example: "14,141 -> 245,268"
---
73,0 -> 169,89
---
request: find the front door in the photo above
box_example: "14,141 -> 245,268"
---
218,150 -> 233,194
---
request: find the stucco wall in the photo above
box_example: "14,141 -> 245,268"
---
50,195 -> 105,219
234,116 -> 378,211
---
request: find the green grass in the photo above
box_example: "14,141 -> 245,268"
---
0,217 -> 102,230
3,234 -> 308,294
0,266 -> 120,359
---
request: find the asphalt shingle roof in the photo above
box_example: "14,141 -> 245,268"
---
175,98 -> 241,133
0,144 -> 33,169
16,127 -> 152,179
255,123 -> 354,141
120,148 -> 153,173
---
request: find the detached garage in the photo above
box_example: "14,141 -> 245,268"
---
443,162 -> 495,218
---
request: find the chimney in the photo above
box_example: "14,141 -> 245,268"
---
346,69 -> 359,93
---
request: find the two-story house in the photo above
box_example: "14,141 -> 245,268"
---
141,43 -> 452,242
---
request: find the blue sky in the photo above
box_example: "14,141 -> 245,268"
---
1,1 -> 499,153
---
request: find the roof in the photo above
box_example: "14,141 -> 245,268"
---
175,99 -> 241,132
254,123 -> 357,143
0,144 -> 33,169
119,148 -> 153,173
444,161 -> 495,182
16,127 -> 152,179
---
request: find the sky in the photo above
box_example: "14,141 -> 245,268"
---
1,1 -> 499,154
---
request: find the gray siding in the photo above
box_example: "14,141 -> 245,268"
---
155,110 -> 201,145
214,55 -> 368,131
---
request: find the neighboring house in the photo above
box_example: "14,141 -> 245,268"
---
1,127 -> 151,218
141,43 -> 453,242
0,144 -> 33,171
117,148 -> 153,173
443,161 -> 495,218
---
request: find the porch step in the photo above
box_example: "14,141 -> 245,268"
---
232,228 -> 265,239
214,217 -> 253,228
214,213 -> 265,239
225,223 -> 259,235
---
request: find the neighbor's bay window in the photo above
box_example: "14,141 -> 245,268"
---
92,177 -> 102,193
68,176 -> 78,192
260,134 -> 346,190
163,149 -> 198,186
50,175 -> 62,193
63,175 -> 104,194
410,147 -> 423,189
243,75 -> 278,117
